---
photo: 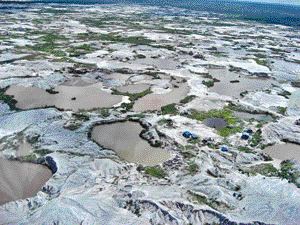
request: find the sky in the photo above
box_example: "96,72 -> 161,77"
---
233,0 -> 300,5
1,0 -> 300,6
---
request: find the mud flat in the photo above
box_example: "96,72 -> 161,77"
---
133,83 -> 189,112
134,57 -> 180,70
6,84 -> 123,111
62,77 -> 95,87
0,158 -> 52,205
116,84 -> 150,94
91,121 -> 170,166
263,143 -> 300,162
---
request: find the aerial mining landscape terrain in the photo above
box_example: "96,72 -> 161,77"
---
0,1 -> 300,225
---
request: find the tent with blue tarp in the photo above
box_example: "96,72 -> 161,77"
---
241,132 -> 250,140
182,131 -> 198,139
182,131 -> 192,138
244,128 -> 253,134
220,145 -> 229,152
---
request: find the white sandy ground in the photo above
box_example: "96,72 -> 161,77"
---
0,4 -> 300,225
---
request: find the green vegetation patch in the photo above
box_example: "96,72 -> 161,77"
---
188,138 -> 200,145
29,44 -> 65,57
190,108 -> 236,124
0,88 -> 18,110
188,190 -> 231,210
81,17 -> 120,28
129,88 -> 152,101
72,112 -> 90,121
68,44 -> 95,57
144,166 -> 167,179
189,108 -> 242,137
242,160 -> 300,187
81,18 -> 106,27
279,160 -> 300,187
250,129 -> 262,147
181,146 -> 197,159
240,90 -> 249,97
218,126 -> 242,137
151,44 -> 176,51
188,162 -> 199,175
127,113 -> 145,119
246,163 -> 279,177
40,33 -> 67,43
277,106 -> 287,115
254,58 -> 269,67
237,146 -> 254,153
158,26 -> 194,35
278,90 -> 291,99
112,88 -> 152,111
253,53 -> 267,58
180,95 -> 196,104
99,33 -> 153,45
161,103 -> 178,115
1,32 -> 24,40
28,33 -> 67,57
77,32 -> 100,41
158,118 -> 173,126
34,149 -> 53,156
32,18 -> 49,25
211,51 -> 228,57
99,108 -> 110,118
120,102 -> 134,111
188,191 -> 210,205
112,88 -> 152,102
18,153 -> 38,163
40,8 -> 75,14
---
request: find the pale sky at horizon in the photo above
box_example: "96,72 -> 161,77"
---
1,0 -> 300,6
232,0 -> 300,5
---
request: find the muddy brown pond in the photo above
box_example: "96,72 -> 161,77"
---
263,143 -> 300,163
0,158 -> 52,205
6,83 -> 123,112
133,83 -> 189,112
91,121 -> 170,166
209,68 -> 276,98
